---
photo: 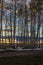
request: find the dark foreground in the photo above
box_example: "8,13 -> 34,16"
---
0,50 -> 43,65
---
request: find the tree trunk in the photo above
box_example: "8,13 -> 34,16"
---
37,11 -> 41,48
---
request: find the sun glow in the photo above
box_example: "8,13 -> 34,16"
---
15,39 -> 17,43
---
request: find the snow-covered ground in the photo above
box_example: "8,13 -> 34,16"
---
0,48 -> 43,52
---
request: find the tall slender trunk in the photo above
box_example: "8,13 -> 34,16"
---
37,11 -> 41,48
33,12 -> 36,48
10,6 -> 12,44
24,0 -> 26,45
14,0 -> 16,47
30,11 -> 35,48
30,11 -> 36,48
1,0 -> 3,48
5,9 -> 7,44
24,0 -> 28,44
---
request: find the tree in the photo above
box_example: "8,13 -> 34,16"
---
13,0 -> 16,44
18,0 -> 29,44
36,0 -> 42,37
30,2 -> 37,48
29,0 -> 43,48
36,0 -> 43,47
